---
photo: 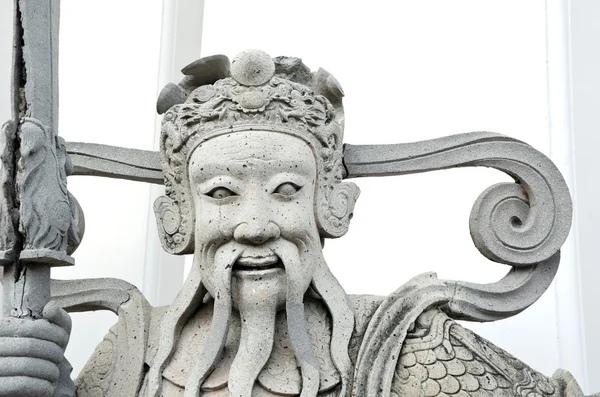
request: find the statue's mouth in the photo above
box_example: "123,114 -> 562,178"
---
233,253 -> 283,273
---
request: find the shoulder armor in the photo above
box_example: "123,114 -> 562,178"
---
392,309 -> 577,397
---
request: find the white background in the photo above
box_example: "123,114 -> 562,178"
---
0,0 -> 597,393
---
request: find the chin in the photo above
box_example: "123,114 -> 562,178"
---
231,266 -> 288,311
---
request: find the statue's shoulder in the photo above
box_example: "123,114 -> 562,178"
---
351,293 -> 586,397
391,309 -> 563,397
348,294 -> 385,363
75,305 -> 167,397
56,278 -> 161,397
75,323 -> 120,397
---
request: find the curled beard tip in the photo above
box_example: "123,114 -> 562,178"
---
147,261 -> 206,397
312,259 -> 355,397
299,364 -> 321,397
286,290 -> 321,397
184,250 -> 234,396
229,291 -> 278,397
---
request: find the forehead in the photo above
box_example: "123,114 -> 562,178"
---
188,130 -> 316,174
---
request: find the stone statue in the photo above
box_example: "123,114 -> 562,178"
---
0,3 -> 596,397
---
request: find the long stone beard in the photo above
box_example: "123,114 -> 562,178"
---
184,238 -> 323,397
184,242 -> 234,397
229,238 -> 322,397
228,271 -> 279,397
280,239 -> 321,397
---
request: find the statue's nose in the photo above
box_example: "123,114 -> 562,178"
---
233,221 -> 280,245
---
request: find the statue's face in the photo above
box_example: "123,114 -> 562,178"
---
188,130 -> 320,309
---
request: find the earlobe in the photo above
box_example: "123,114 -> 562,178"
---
154,196 -> 195,254
317,182 -> 360,238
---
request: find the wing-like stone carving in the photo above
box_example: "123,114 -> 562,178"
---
67,132 -> 571,268
347,131 -> 572,397
344,131 -> 572,267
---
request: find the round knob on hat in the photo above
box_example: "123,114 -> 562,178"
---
230,50 -> 275,86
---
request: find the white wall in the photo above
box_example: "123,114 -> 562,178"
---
54,1 -> 164,375
568,0 -> 600,389
545,0 -> 589,388
52,0 -> 203,376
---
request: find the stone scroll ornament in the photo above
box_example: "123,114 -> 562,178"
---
344,134 -> 572,397
1,0 -> 82,320
63,51 -> 576,397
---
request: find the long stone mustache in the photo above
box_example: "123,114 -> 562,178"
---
147,244 -> 215,397
184,238 -> 320,397
227,264 -> 280,397
311,250 -> 355,397
221,238 -> 323,397
277,239 -> 321,397
149,238 -> 341,397
285,237 -> 355,397
184,243 -> 236,397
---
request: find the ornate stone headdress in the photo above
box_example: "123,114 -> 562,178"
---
154,50 -> 360,254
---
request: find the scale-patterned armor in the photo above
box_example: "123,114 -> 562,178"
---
392,309 -> 584,397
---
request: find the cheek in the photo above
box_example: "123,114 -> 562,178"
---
194,199 -> 238,242
272,196 -> 319,237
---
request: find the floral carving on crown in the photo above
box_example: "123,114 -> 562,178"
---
154,50 -> 359,255
173,74 -> 340,171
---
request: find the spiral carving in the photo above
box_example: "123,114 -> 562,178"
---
318,182 -> 360,238
153,195 -> 194,255
470,182 -> 550,266
343,132 -> 572,267
345,132 -> 573,397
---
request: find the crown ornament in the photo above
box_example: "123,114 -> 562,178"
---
154,50 -> 360,254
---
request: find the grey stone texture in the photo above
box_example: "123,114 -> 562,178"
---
0,3 -> 595,396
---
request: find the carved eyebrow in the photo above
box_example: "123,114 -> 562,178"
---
188,162 -> 238,182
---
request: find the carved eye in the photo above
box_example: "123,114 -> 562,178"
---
207,187 -> 237,199
274,182 -> 301,196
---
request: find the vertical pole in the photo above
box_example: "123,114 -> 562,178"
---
545,0 -> 588,390
1,0 -> 80,319
1,0 -> 24,317
563,0 -> 600,391
0,0 -> 17,314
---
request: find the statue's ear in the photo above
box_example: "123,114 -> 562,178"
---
154,195 -> 195,255
317,181 -> 360,238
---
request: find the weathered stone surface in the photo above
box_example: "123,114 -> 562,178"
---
0,14 -> 595,397
0,2 -> 80,396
